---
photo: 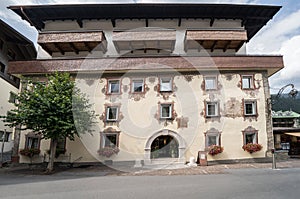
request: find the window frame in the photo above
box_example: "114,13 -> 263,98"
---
242,126 -> 258,145
131,78 -> 145,93
160,103 -> 173,119
241,75 -> 254,90
107,79 -> 121,94
159,77 -> 173,92
24,133 -> 41,150
106,106 -> 119,122
100,128 -> 120,149
205,101 -> 220,118
204,128 -> 221,148
243,100 -> 257,117
204,76 -> 217,91
0,131 -> 10,142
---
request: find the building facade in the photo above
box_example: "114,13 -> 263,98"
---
0,19 -> 36,155
8,3 -> 283,165
273,110 -> 300,157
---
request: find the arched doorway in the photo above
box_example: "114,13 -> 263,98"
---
150,135 -> 179,159
144,129 -> 186,164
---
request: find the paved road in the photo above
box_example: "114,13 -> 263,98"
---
1,168 -> 300,199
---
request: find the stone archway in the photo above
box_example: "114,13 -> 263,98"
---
144,129 -> 186,164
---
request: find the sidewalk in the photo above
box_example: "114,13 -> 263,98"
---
1,158 -> 300,177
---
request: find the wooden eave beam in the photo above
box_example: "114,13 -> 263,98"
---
40,44 -> 52,56
223,40 -> 232,52
84,42 -> 92,52
235,41 -> 245,52
211,41 -> 217,52
210,18 -> 215,27
54,43 -> 65,55
69,42 -> 79,54
76,19 -> 83,28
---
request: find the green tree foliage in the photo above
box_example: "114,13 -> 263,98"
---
2,73 -> 96,172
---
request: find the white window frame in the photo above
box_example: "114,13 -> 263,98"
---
207,134 -> 220,147
206,102 -> 219,117
106,106 -> 119,121
160,77 -> 172,92
132,79 -> 144,93
204,76 -> 217,90
242,75 -> 253,89
160,104 -> 172,119
244,101 -> 257,116
108,80 -> 120,94
101,133 -> 119,148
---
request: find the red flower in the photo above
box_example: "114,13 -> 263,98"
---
97,147 -> 120,158
208,145 -> 224,156
242,143 -> 262,153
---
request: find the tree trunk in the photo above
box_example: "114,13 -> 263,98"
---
46,138 -> 57,173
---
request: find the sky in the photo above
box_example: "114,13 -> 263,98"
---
0,0 -> 300,94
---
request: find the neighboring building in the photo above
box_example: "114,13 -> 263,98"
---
0,19 -> 36,155
8,3 -> 283,165
273,110 -> 300,157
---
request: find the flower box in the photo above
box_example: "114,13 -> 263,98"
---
97,147 -> 120,158
19,148 -> 41,157
242,143 -> 262,153
208,145 -> 224,156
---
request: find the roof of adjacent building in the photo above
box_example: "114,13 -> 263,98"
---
9,3 -> 281,40
0,19 -> 36,60
272,110 -> 300,119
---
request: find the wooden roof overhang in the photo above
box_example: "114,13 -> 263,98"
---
9,4 -> 281,40
113,30 -> 176,53
8,56 -> 283,77
38,31 -> 107,55
0,19 -> 36,60
185,30 -> 248,52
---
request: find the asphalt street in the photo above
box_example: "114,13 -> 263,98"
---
0,167 -> 300,199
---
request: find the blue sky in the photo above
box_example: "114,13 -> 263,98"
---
1,0 -> 300,94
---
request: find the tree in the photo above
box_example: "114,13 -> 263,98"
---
1,73 -> 96,173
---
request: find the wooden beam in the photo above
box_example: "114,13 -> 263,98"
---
211,41 -> 217,52
223,40 -> 232,52
54,43 -> 65,55
235,41 -> 245,52
178,18 -> 181,27
84,42 -> 92,52
111,19 -> 116,27
69,43 -> 79,54
210,18 -> 215,27
76,19 -> 83,28
41,44 -> 52,56
145,19 -> 148,27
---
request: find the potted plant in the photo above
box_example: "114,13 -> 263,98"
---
97,147 -> 120,158
208,145 -> 224,156
242,143 -> 263,153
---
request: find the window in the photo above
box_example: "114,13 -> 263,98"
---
25,134 -> 41,149
205,128 -> 221,148
242,75 -> 253,89
160,77 -> 172,92
108,80 -> 120,94
160,104 -> 172,119
100,128 -> 120,148
9,92 -> 17,103
244,100 -> 257,116
57,138 -> 66,153
206,102 -> 219,117
204,76 -> 217,90
242,126 -> 258,145
132,79 -> 144,93
0,131 -> 10,142
106,106 -> 119,121
0,62 -> 5,74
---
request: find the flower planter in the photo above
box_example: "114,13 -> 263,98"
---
208,145 -> 224,156
98,147 -> 120,158
242,143 -> 262,153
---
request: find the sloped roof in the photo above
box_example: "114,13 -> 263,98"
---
9,3 -> 281,41
272,110 -> 300,119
